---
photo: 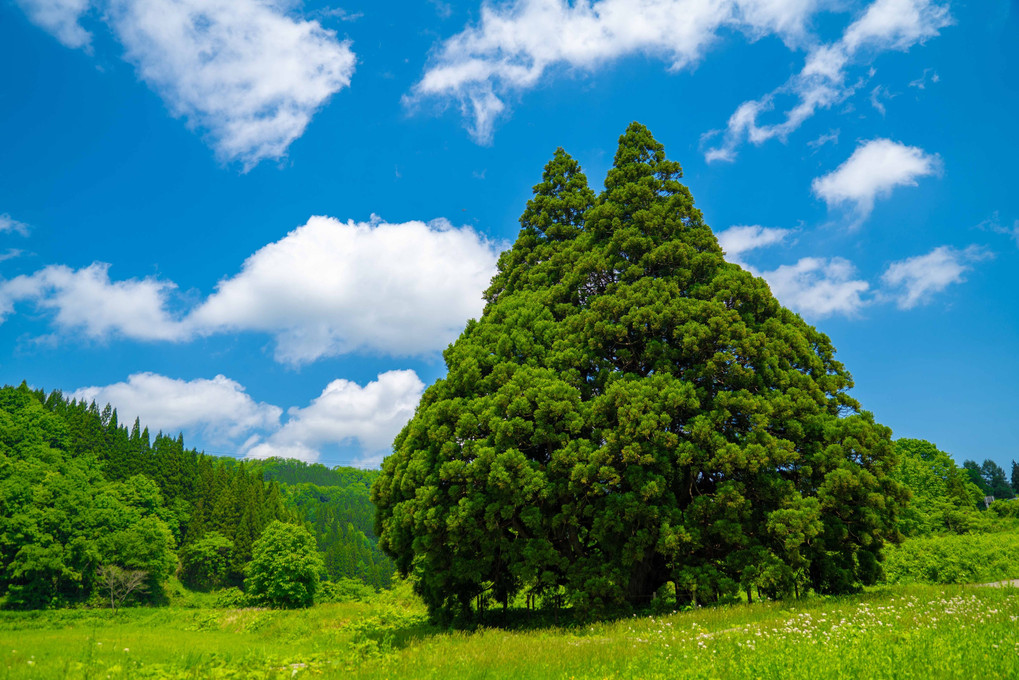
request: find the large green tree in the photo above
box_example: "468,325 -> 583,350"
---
892,439 -> 983,535
371,123 -> 906,621
245,521 -> 324,608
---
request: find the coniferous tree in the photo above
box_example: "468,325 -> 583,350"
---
372,123 -> 906,621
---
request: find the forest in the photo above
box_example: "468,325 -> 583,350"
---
0,382 -> 393,609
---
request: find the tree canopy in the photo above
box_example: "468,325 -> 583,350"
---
372,123 -> 907,621
892,438 -> 983,536
245,521 -> 324,608
0,383 -> 390,609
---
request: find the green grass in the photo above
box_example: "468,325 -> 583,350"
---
3,584 -> 1018,679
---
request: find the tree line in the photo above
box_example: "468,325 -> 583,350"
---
0,383 -> 392,609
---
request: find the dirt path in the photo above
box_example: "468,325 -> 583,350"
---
980,579 -> 1019,588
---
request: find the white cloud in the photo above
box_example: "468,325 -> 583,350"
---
69,370 -> 424,464
715,224 -> 791,264
761,257 -> 869,318
869,84 -> 893,115
245,370 -> 425,465
15,0 -> 356,168
908,67 -> 939,89
107,0 -> 356,168
0,214 -> 499,362
14,0 -> 93,49
976,212 -> 1019,248
409,0 -> 823,143
841,0 -> 950,52
0,213 -> 31,237
811,138 -> 940,222
807,129 -> 839,149
0,263 -> 186,341
715,226 -> 866,318
189,216 -> 500,364
881,245 -> 990,309
705,0 -> 951,161
71,372 -> 282,443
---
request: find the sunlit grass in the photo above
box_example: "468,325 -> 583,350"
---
2,584 -> 1017,679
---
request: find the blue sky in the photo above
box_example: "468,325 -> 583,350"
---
0,0 -> 1016,469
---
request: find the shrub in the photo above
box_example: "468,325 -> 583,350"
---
883,532 -> 1019,584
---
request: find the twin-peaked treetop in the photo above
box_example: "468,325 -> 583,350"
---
371,122 -> 905,622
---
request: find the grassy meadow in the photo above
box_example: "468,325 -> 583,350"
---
3,583 -> 1018,679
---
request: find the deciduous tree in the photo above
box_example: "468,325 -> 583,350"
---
245,521 -> 323,608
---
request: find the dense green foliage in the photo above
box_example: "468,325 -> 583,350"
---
881,438 -> 1019,587
253,459 -> 395,589
883,531 -> 1019,584
245,521 -> 324,608
891,438 -> 983,536
0,384 -> 392,609
179,532 -> 234,591
373,123 -> 906,622
0,385 -> 177,609
961,458 -> 1015,500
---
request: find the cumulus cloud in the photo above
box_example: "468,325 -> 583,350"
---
68,370 -> 422,463
71,372 -> 282,443
0,263 -> 186,341
761,257 -> 870,318
715,225 -> 866,318
13,0 -> 93,49
715,224 -> 791,264
881,245 -> 990,309
0,215 -> 499,362
705,0 -> 951,161
245,370 -> 425,465
189,216 -> 501,364
409,0 -> 823,143
15,0 -> 356,167
0,213 -> 31,237
811,138 -> 941,223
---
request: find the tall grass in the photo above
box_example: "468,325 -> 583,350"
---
2,584 -> 1017,679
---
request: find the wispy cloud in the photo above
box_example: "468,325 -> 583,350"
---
716,224 -> 792,265
13,0 -> 93,49
704,0 -> 951,162
975,212 -> 1019,248
408,0 -> 824,143
812,138 -> 941,224
881,245 -> 990,309
0,263 -> 186,341
908,67 -> 939,89
870,84 -> 894,115
808,129 -> 840,149
0,213 -> 31,237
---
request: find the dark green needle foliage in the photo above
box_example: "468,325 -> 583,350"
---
371,123 -> 906,622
